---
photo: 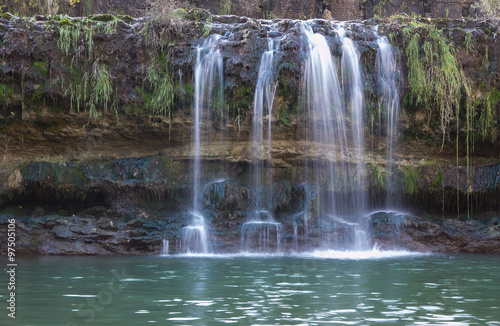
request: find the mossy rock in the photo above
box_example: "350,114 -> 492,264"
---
33,61 -> 49,76
35,15 -> 49,21
116,14 -> 133,24
231,85 -> 252,108
58,18 -> 73,26
90,14 -> 115,22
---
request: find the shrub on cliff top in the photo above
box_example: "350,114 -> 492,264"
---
473,0 -> 500,19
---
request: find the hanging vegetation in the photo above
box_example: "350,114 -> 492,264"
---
54,15 -> 118,121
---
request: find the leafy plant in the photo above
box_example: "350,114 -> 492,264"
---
472,0 -> 500,19
144,47 -> 175,119
402,23 -> 462,147
464,31 -> 474,54
370,164 -> 386,188
56,16 -> 117,65
64,62 -> 116,121
219,0 -> 232,15
87,62 -> 114,121
401,165 -> 418,195
373,0 -> 388,16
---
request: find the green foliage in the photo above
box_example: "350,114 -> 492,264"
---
477,93 -> 497,141
401,165 -> 418,194
373,0 -> 388,16
211,90 -> 225,119
51,15 -> 122,122
88,62 -> 114,120
2,0 -> 126,17
402,22 -> 463,146
0,83 -> 13,103
388,32 -> 396,45
491,88 -> 500,105
33,61 -> 48,76
31,85 -> 45,102
430,171 -> 443,189
185,8 -> 212,21
278,115 -> 289,126
90,14 -> 115,22
55,15 -> 118,64
226,85 -> 249,127
141,1 -> 191,51
184,83 -> 194,98
219,0 -> 233,15
370,164 -> 386,188
464,32 -> 474,54
144,48 -> 175,119
64,62 -> 116,121
404,29 -> 426,105
138,1 -> 199,134
1,12 -> 13,19
274,79 -> 298,126
472,0 -> 500,19
56,17 -> 78,56
483,46 -> 490,70
232,86 -> 252,108
202,21 -> 212,38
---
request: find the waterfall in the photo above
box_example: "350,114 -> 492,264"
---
238,32 -> 281,254
184,34 -> 224,254
160,239 -> 169,256
302,23 -> 344,218
252,37 -> 279,210
376,36 -> 400,208
240,212 -> 282,252
302,22 -> 370,250
338,27 -> 370,250
181,212 -> 211,254
193,34 -> 224,212
338,27 -> 367,215
178,21 -> 400,254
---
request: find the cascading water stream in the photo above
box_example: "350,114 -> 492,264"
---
243,33 -> 281,252
376,36 -> 400,208
160,239 -> 169,256
175,21 -> 400,254
302,23 -> 370,250
338,27 -> 366,214
302,22 -> 344,219
181,212 -> 210,254
252,37 -> 279,210
337,26 -> 370,250
183,34 -> 224,254
240,212 -> 282,253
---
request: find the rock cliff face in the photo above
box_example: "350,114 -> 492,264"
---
1,0 -> 481,20
0,12 -> 499,254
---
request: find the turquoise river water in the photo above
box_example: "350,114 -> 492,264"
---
1,251 -> 500,325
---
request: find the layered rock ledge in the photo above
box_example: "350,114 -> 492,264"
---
1,13 -> 499,254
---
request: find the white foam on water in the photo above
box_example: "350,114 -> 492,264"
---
165,248 -> 428,260
167,317 -> 201,321
306,248 -> 428,260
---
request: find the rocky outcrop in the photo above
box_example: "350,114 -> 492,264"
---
2,208 -> 499,255
2,0 -> 479,20
372,211 -> 500,253
0,13 -> 499,254
362,0 -> 477,19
